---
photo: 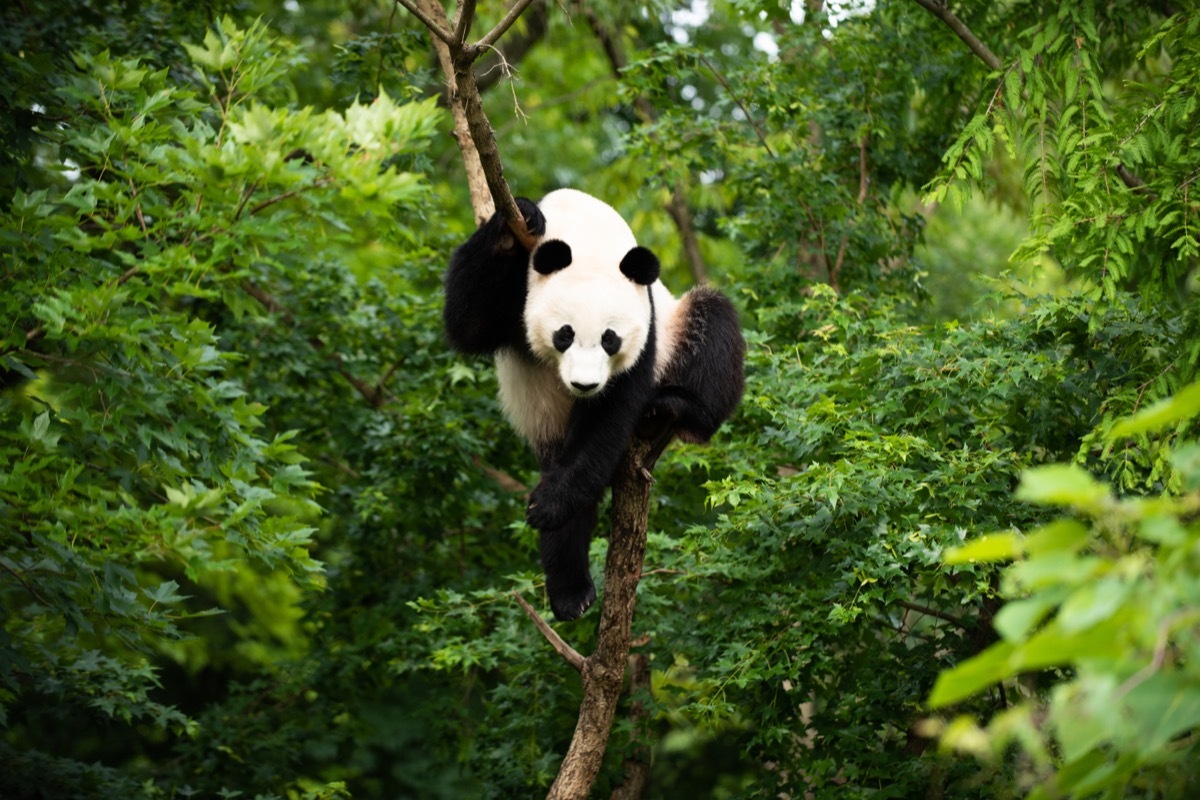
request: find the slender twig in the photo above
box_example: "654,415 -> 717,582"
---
128,178 -> 148,233
910,0 -> 1001,70
232,179 -> 261,222
698,54 -> 774,157
394,0 -> 455,45
474,0 -> 539,53
452,0 -> 477,45
1,560 -> 52,607
910,0 -> 1149,193
514,591 -> 585,672
376,0 -> 400,96
896,598 -> 970,629
248,177 -> 333,217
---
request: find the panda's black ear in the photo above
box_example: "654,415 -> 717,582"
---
533,239 -> 572,275
620,246 -> 660,286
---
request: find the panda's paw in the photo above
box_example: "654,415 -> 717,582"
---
549,579 -> 597,622
515,197 -> 547,238
526,482 -> 574,532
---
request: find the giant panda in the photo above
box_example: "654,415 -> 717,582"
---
444,189 -> 744,621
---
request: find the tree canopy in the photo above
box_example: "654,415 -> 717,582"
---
2,1 -> 1198,798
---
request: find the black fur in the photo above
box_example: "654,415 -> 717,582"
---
619,246 -> 660,286
443,197 -> 545,355
444,195 -> 743,622
533,239 -> 572,275
530,305 -> 656,619
645,288 -> 746,444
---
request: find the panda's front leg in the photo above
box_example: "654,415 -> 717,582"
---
528,364 -> 655,619
538,503 -> 599,621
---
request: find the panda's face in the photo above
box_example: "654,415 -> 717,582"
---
525,274 -> 650,398
522,190 -> 661,399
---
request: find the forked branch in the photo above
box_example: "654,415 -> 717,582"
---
400,0 -> 535,247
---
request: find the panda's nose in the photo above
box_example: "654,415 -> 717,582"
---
571,381 -> 599,393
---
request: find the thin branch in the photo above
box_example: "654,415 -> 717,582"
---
472,454 -> 528,493
376,0 -> 400,96
232,179 -> 261,222
394,0 -> 456,45
248,177 -> 333,217
896,599 -> 970,630
452,0 -> 477,45
514,591 -> 585,672
475,0 -> 549,93
473,0 -> 539,54
910,0 -> 1001,70
1,560 -> 52,607
699,54 -> 775,158
1115,163 -> 1148,192
911,0 -> 1150,193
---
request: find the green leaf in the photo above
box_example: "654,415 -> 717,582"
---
928,642 -> 1018,708
1016,465 -> 1109,512
993,588 -> 1068,642
944,532 -> 1022,565
1110,380 -> 1200,437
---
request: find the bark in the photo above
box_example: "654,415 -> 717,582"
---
403,0 -> 535,246
548,431 -> 673,800
416,0 -> 493,223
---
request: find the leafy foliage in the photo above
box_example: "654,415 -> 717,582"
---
2,1 -> 1199,799
930,398 -> 1200,798
1,14 -> 438,798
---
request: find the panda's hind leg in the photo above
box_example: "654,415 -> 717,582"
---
647,287 -> 745,443
539,503 -> 598,622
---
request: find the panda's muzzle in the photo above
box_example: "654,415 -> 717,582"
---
570,381 -> 599,393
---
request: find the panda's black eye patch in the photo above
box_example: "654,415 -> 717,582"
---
601,329 -> 622,356
553,325 -> 575,352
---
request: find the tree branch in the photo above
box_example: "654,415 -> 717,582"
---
896,598 -> 971,630
909,0 -> 1001,70
395,0 -> 455,45
475,0 -> 549,93
404,0 -> 535,247
547,426 -> 675,799
399,6 -> 677,797
698,54 -> 775,158
911,0 -> 1150,193
514,592 -> 585,672
473,0 -> 540,54
451,0 -> 477,45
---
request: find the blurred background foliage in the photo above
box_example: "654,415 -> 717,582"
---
2,1 -> 1198,798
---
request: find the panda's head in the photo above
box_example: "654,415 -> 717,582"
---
523,191 -> 660,399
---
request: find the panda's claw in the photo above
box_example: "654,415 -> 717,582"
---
549,580 -> 596,622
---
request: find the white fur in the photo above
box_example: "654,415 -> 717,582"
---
495,348 -> 573,449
